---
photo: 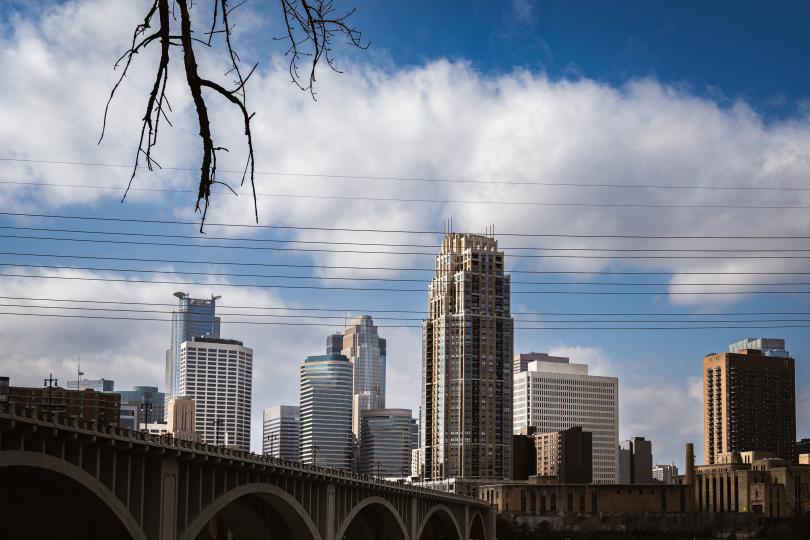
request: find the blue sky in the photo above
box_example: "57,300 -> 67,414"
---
0,0 -> 808,463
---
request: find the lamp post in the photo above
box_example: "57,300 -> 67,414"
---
265,433 -> 278,458
212,417 -> 224,446
312,444 -> 320,467
139,401 -> 153,433
43,373 -> 58,417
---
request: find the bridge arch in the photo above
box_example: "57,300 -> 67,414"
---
334,495 -> 409,540
468,510 -> 487,540
415,503 -> 463,540
179,482 -> 321,540
0,450 -> 147,540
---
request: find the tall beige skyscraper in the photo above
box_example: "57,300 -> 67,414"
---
704,339 -> 796,464
421,232 -> 513,482
341,315 -> 386,438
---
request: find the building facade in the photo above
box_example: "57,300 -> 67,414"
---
358,408 -> 412,477
179,337 -> 253,451
535,426 -> 593,484
167,396 -> 200,442
513,356 -> 619,483
619,437 -> 653,484
704,345 -> 796,464
165,293 -> 221,417
653,464 -> 679,484
67,378 -> 115,392
340,315 -> 387,438
299,353 -> 353,470
422,233 -> 514,482
262,405 -> 300,460
115,386 -> 165,430
513,353 -> 568,376
7,384 -> 120,425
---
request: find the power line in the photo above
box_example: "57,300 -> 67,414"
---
2,225 -> 810,252
2,271 -> 810,294
1,310 -> 809,330
5,234 -> 810,259
5,262 -> 810,287
6,295 -> 810,317
3,250 -> 810,276
5,190 -> 810,209
2,211 -> 809,239
2,157 -> 810,191
8,301 -> 810,324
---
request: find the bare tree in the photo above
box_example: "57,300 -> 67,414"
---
99,0 -> 366,231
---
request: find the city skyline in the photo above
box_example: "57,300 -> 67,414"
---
0,0 -> 809,470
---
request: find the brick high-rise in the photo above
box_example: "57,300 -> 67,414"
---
421,232 -> 513,481
703,341 -> 796,464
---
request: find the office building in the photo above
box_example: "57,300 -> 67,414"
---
412,448 -> 424,478
410,418 -> 419,450
7,383 -> 120,425
513,355 -> 619,483
619,437 -> 653,484
535,426 -> 593,484
165,292 -> 221,417
0,376 -> 8,403
326,333 -> 343,355
653,463 -> 679,484
512,427 -> 537,481
358,408 -> 412,477
115,386 -> 165,431
140,422 -> 169,436
340,316 -> 387,438
513,352 -> 568,375
704,344 -> 796,464
67,378 -> 115,392
179,337 -> 253,451
263,405 -> 300,460
167,396 -> 200,442
299,353 -> 353,469
422,232 -> 514,482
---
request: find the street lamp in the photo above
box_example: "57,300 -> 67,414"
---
43,373 -> 58,417
211,417 -> 224,446
139,401 -> 153,433
265,433 -> 278,458
312,444 -> 320,467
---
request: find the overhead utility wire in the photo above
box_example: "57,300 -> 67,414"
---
3,250 -> 810,276
4,190 -> 810,209
5,296 -> 809,317
4,234 -> 810,259
2,157 -> 809,191
8,302 -> 809,324
3,271 -> 810,295
2,211 -> 809,239
1,311 -> 808,330
5,262 -> 810,287
2,226 -> 809,253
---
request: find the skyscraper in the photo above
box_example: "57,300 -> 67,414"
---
341,315 -> 387,438
513,355 -> 619,483
422,232 -> 513,482
358,408 -> 412,477
263,405 -> 300,460
618,437 -> 653,484
165,292 -> 221,417
299,353 -> 353,469
179,337 -> 253,451
704,341 -> 796,464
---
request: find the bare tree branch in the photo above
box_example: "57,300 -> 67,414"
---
101,0 -> 365,230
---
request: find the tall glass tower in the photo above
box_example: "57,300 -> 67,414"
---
299,353 -> 353,469
421,233 -> 513,482
165,292 -> 220,416
341,315 -> 387,438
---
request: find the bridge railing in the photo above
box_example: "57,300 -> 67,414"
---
0,404 -> 488,506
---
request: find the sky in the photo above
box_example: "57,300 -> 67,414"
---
0,0 -> 809,466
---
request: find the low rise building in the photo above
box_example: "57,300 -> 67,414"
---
7,382 -> 120,425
